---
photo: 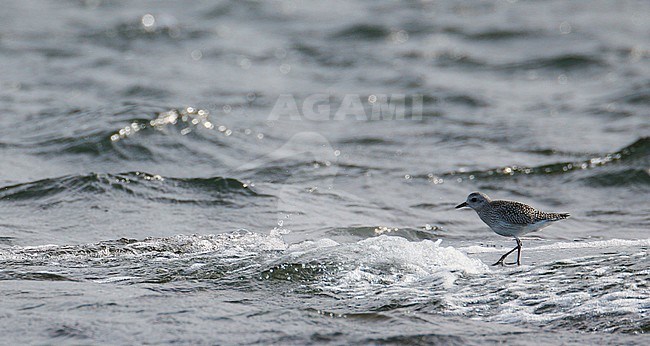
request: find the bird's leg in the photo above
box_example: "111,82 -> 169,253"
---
492,243 -> 519,266
506,238 -> 523,266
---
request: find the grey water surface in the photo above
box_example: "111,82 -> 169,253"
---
0,1 -> 649,344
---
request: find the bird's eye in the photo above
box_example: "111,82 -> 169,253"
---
470,198 -> 477,202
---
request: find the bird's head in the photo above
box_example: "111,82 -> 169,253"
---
455,192 -> 491,211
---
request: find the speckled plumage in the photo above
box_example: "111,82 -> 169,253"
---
456,192 -> 569,265
476,199 -> 569,237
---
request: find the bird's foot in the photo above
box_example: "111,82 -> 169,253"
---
492,260 -> 505,266
505,261 -> 521,266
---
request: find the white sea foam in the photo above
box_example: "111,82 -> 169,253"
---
462,238 -> 650,254
1,230 -> 647,332
286,238 -> 339,255
0,230 -> 288,262
353,236 -> 489,276
442,248 -> 650,328
93,276 -> 138,283
308,235 -> 490,297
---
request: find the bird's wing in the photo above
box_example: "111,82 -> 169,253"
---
490,200 -> 537,225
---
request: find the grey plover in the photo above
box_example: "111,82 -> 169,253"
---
456,192 -> 569,266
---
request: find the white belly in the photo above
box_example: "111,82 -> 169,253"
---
489,220 -> 554,237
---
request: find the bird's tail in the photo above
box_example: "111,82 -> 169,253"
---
548,212 -> 570,220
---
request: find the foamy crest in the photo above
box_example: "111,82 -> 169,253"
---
463,238 -> 650,254
310,235 -> 489,297
0,230 -> 287,262
444,249 -> 649,331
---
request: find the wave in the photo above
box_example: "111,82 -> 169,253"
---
0,232 -> 487,285
0,106 -> 189,162
107,107 -> 232,148
0,231 -> 286,262
462,238 -> 650,254
0,172 -> 265,205
293,43 -> 357,67
49,129 -> 153,159
331,24 -> 390,40
431,51 -> 607,73
431,137 -> 649,187
29,106 -> 239,163
497,54 -> 606,71
447,247 -> 649,334
459,28 -> 540,41
0,231 -> 647,333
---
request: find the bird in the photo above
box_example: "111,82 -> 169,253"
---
455,192 -> 569,266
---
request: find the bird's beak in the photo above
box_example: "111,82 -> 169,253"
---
455,202 -> 468,209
